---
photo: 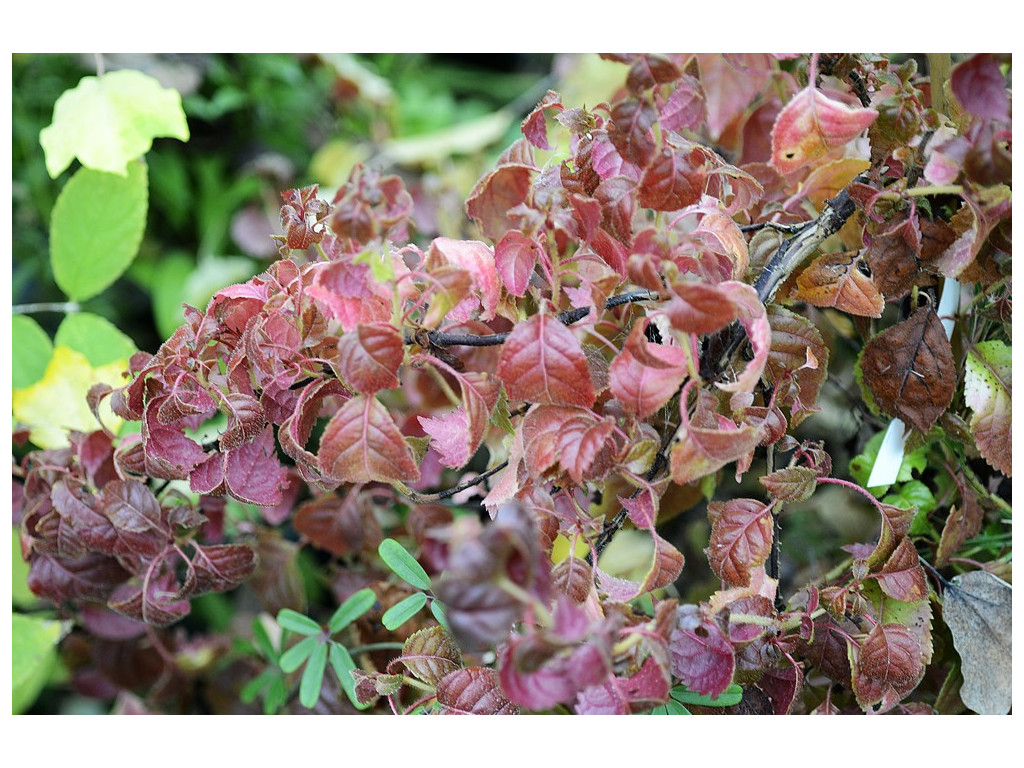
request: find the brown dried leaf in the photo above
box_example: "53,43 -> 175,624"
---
765,306 -> 830,428
935,483 -> 985,567
863,214 -> 921,300
859,306 -> 956,435
794,250 -> 884,318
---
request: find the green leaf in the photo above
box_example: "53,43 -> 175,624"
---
354,245 -> 395,285
649,699 -> 692,715
328,588 -> 377,634
251,618 -> 278,661
279,635 -> 321,674
12,530 -> 36,608
669,682 -> 743,707
378,538 -> 432,591
40,69 -> 189,178
54,312 -> 137,367
12,613 -> 66,714
382,592 -> 428,630
240,668 -> 276,704
11,315 -> 53,390
299,642 -> 329,709
50,161 -> 148,301
430,600 -> 451,631
276,609 -> 322,636
329,643 -> 371,710
265,676 -> 288,715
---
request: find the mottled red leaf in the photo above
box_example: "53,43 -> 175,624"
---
551,557 -> 594,604
658,75 -> 706,132
497,312 -> 595,407
608,99 -> 656,168
860,306 -> 956,435
425,238 -> 500,323
521,90 -> 563,150
191,543 -> 257,595
522,405 -> 616,484
395,626 -> 464,686
609,321 -> 689,419
759,465 -> 818,503
935,483 -> 984,567
963,339 -> 1012,477
318,395 -> 420,485
873,538 -> 927,603
669,385 -> 763,485
466,162 -> 535,242
765,306 -> 830,428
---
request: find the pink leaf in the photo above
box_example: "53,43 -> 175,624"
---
497,312 -> 595,407
494,230 -> 541,297
706,498 -> 774,586
771,85 -> 878,175
419,409 -> 473,469
425,238 -> 500,322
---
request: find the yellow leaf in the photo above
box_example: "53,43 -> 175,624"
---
12,346 -> 127,449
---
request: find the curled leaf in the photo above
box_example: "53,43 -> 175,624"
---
963,339 -> 1012,477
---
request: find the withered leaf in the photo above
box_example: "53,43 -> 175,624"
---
859,306 -> 955,435
850,623 -> 924,713
935,482 -> 985,567
942,570 -> 1012,715
793,250 -> 884,318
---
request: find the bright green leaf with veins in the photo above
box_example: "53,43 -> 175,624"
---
40,69 -> 189,178
50,162 -> 149,301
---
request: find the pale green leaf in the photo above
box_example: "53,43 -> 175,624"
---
50,162 -> 149,301
299,642 -> 328,708
329,643 -> 371,710
276,608 -> 322,636
11,315 -> 54,389
279,635 -> 320,674
55,312 -> 137,367
40,69 -> 189,178
12,530 -> 36,609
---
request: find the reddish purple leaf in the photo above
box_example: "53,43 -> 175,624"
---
191,543 -> 257,594
521,90 -> 563,150
873,538 -> 927,603
658,75 -> 707,132
466,161 -> 535,242
669,604 -> 735,697
293,490 -> 381,558
608,99 -> 656,168
522,405 -> 617,484
224,426 -> 289,507
425,238 -> 500,322
951,53 -> 1010,120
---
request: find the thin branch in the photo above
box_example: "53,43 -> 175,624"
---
403,460 -> 509,504
404,289 -> 660,349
